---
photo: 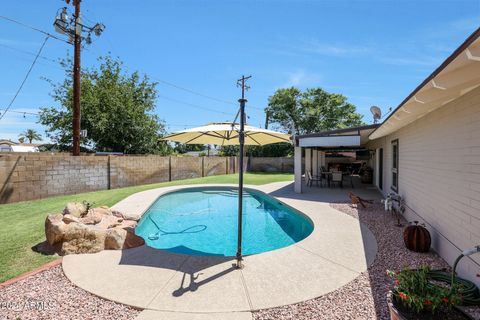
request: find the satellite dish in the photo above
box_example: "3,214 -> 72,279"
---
370,106 -> 382,123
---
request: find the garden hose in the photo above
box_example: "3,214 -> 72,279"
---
427,269 -> 480,306
422,246 -> 480,306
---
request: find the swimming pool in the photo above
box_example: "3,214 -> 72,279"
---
135,187 -> 314,256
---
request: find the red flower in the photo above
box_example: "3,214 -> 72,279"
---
399,292 -> 408,301
395,280 -> 399,286
424,299 -> 433,305
442,297 -> 449,303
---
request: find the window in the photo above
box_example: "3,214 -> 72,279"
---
391,139 -> 399,192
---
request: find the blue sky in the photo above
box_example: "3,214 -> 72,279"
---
1,0 -> 479,142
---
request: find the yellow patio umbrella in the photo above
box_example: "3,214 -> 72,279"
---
162,121 -> 291,267
162,122 -> 291,146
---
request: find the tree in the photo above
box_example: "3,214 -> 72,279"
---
246,143 -> 293,157
218,145 -> 239,157
19,129 -> 42,144
266,87 -> 364,135
39,55 -> 169,154
173,143 -> 205,154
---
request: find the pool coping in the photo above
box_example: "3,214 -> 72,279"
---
63,181 -> 378,315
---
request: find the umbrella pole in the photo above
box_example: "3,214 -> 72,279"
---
236,98 -> 246,269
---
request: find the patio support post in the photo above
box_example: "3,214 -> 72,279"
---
305,148 -> 311,175
312,149 -> 318,177
294,145 -> 302,193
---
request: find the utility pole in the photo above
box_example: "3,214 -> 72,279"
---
53,1 -> 105,155
72,0 -> 81,156
235,75 -> 251,269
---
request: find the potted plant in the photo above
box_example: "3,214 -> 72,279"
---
386,266 -> 473,320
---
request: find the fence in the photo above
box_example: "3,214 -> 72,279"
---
0,154 -> 291,204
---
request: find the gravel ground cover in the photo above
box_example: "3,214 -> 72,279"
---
253,202 -> 480,320
1,201 -> 478,320
0,265 -> 140,320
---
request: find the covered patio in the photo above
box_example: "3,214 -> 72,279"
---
293,124 -> 380,194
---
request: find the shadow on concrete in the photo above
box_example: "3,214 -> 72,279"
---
266,180 -> 390,318
0,155 -> 20,204
118,181 -> 384,304
118,245 -> 236,297
267,178 -> 383,204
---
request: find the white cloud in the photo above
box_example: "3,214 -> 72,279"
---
300,40 -> 371,56
283,70 -> 322,87
449,17 -> 480,33
379,55 -> 441,67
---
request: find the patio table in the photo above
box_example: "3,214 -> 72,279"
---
319,172 -> 354,188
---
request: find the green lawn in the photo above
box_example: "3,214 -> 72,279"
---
0,173 -> 292,283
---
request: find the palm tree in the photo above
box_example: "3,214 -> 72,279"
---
19,129 -> 42,144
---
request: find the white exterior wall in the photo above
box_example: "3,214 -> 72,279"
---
367,86 -> 480,285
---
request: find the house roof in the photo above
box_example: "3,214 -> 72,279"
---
11,145 -> 39,152
370,27 -> 480,140
0,139 -> 16,146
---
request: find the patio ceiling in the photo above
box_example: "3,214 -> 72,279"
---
370,28 -> 480,140
296,124 -> 379,148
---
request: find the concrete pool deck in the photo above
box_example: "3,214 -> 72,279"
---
62,181 -> 380,319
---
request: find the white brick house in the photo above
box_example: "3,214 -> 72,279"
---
293,27 -> 480,285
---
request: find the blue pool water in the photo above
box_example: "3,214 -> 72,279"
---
135,187 -> 314,256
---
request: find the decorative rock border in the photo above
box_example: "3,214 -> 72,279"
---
0,258 -> 62,289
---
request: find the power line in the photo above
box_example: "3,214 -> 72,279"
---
167,124 -> 203,127
0,109 -> 40,116
153,76 -> 264,111
0,15 -> 70,44
84,37 -> 265,112
157,94 -> 233,116
0,43 -> 59,64
0,36 -> 49,121
1,14 -> 265,116
153,77 -> 237,106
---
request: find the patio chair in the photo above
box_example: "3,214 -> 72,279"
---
307,170 -> 321,187
318,168 -> 327,187
348,192 -> 374,208
331,172 -> 343,188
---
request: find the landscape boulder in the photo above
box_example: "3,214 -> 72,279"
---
45,204 -> 144,255
63,202 -> 87,218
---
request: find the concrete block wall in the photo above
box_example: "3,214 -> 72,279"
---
249,157 -> 294,173
0,155 -> 291,204
0,154 -> 109,203
110,156 -> 170,188
170,157 -> 203,181
367,85 -> 480,286
204,157 -> 228,176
